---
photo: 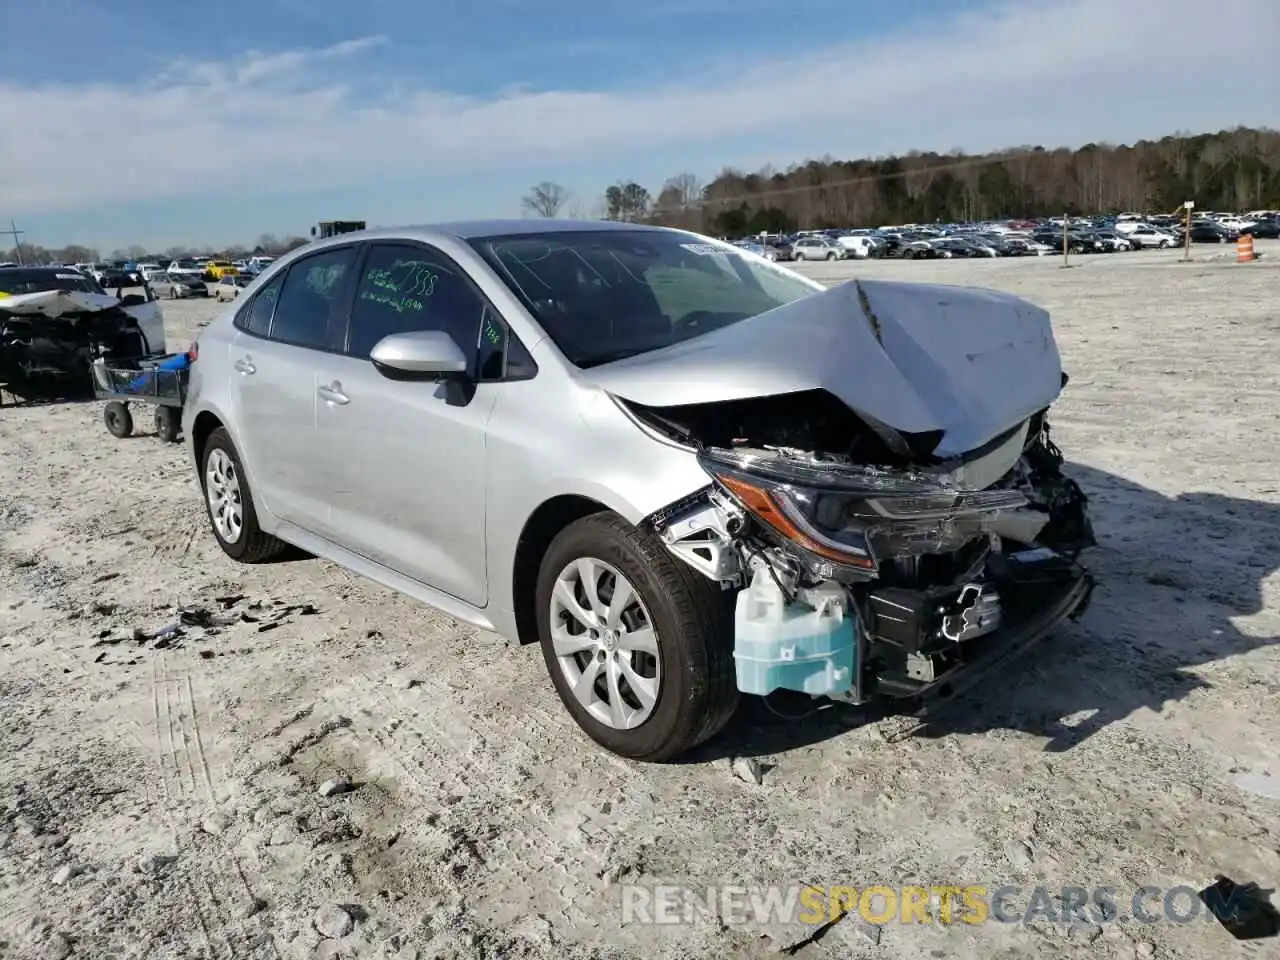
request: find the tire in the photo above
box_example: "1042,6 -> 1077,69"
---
825,251 -> 836,261
154,406 -> 181,443
199,427 -> 289,563
794,251 -> 804,261
535,512 -> 738,762
104,401 -> 132,438
168,288 -> 177,300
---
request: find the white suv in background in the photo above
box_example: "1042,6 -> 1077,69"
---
1114,224 -> 1177,248
791,236 -> 850,261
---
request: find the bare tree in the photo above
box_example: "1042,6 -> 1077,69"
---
521,182 -> 570,218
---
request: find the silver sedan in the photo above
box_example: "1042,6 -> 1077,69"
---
182,220 -> 1095,761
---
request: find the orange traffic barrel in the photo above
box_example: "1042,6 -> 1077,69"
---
1237,234 -> 1256,262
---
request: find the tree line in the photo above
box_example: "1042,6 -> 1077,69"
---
6,126 -> 1276,262
520,126 -> 1280,236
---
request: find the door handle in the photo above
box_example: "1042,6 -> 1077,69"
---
234,358 -> 256,375
317,382 -> 350,405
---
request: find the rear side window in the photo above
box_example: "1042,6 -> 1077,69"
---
238,271 -> 285,336
269,247 -> 357,351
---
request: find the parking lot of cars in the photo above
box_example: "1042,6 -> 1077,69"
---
730,209 -> 1279,262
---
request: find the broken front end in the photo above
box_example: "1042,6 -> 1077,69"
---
0,295 -> 154,397
641,389 -> 1096,709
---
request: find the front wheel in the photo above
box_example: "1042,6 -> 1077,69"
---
200,427 -> 289,563
535,513 -> 738,762
793,251 -> 804,261
826,251 -> 836,261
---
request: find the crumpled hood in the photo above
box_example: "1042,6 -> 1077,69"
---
584,278 -> 1063,458
0,289 -> 121,318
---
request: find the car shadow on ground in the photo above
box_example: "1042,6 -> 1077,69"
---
690,462 -> 1280,762
0,389 -> 95,408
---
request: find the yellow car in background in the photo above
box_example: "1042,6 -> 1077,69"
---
203,260 -> 239,281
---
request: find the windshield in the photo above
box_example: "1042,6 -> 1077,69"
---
0,269 -> 101,295
468,229 -> 821,367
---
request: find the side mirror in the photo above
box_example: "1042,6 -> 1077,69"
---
370,330 -> 468,380
120,293 -> 147,307
370,331 -> 474,405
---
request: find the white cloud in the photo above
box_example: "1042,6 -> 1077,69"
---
0,0 -> 1275,215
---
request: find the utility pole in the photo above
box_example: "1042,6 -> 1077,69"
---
1182,200 -> 1193,262
1061,213 -> 1070,268
1,219 -> 25,264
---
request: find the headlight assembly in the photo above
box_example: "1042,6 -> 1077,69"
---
698,447 -> 1028,574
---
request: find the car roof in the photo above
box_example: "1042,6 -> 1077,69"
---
311,218 -> 682,245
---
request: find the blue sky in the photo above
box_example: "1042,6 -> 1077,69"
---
1,0 -> 1276,252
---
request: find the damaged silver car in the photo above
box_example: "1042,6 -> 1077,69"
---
183,221 -> 1094,762
0,266 -> 168,397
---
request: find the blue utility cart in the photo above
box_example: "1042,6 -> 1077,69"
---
91,351 -> 190,442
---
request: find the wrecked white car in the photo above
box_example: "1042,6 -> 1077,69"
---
182,222 -> 1094,763
0,267 -> 167,397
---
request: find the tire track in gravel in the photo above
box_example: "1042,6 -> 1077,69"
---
147,648 -> 280,960
334,669 -> 663,934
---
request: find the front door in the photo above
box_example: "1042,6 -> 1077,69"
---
312,241 -> 497,607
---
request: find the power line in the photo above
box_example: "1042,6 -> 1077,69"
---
1,219 -> 25,264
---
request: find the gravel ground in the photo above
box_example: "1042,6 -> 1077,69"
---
1,242 -> 1278,960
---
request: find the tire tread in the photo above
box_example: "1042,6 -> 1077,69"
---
539,512 -> 738,761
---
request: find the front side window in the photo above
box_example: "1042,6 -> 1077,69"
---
269,246 -> 356,350
345,243 -> 491,368
468,229 -> 821,368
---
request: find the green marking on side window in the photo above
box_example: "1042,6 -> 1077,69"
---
483,314 -> 502,345
359,260 -> 439,314
306,264 -> 345,297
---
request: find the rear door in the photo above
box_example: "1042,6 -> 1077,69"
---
228,244 -> 358,532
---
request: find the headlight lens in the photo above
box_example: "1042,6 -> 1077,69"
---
698,448 -> 1027,574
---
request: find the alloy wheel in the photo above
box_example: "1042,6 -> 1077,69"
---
205,448 -> 244,544
548,557 -> 661,730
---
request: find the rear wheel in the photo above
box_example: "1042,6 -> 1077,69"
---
104,401 -> 132,438
154,406 -> 181,443
536,513 -> 738,762
200,427 -> 289,562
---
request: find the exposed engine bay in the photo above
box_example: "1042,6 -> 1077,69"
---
632,384 -> 1096,707
0,288 -> 159,398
